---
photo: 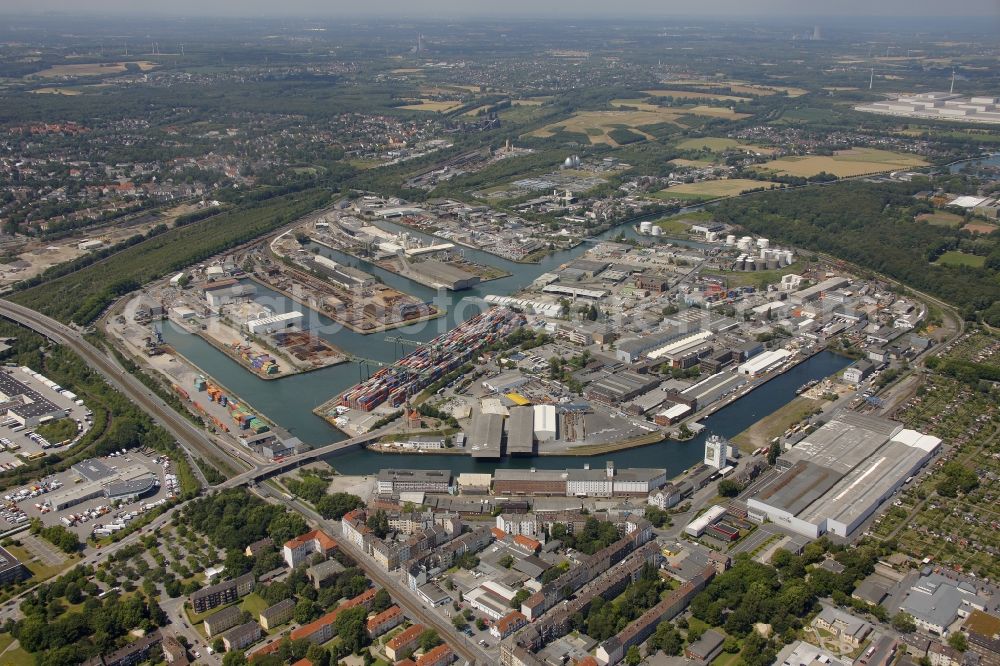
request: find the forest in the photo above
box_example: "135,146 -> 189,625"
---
714,181 -> 1000,325
178,488 -> 309,553
11,188 -> 331,324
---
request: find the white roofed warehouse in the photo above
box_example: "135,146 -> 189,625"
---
246,311 -> 304,335
746,412 -> 941,538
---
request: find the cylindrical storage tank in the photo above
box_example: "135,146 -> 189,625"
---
757,238 -> 770,249
726,234 -> 736,245
651,226 -> 662,236
767,259 -> 780,270
639,221 -> 653,234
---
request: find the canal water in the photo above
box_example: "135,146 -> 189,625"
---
948,152 -> 1000,173
160,209 -> 851,476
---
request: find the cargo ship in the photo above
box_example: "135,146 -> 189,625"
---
796,379 -> 819,395
337,307 -> 525,412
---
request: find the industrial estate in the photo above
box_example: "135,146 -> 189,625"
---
0,8 -> 997,666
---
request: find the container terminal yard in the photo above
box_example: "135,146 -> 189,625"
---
316,307 -> 526,427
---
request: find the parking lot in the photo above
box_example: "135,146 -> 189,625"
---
1,449 -> 179,539
0,365 -> 92,471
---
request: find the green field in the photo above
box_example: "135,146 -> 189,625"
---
917,211 -> 964,228
655,218 -> 691,235
934,251 -> 986,268
11,189 -> 330,324
778,107 -> 837,123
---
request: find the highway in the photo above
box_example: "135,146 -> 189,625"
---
0,298 -> 249,485
252,483 -> 490,666
0,297 -> 487,663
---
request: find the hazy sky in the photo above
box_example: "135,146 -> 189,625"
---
6,0 -> 1000,18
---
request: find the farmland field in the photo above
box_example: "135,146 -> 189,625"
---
916,211 -> 964,228
652,80 -> 807,97
934,251 -> 986,268
683,105 -> 749,119
642,89 -> 749,102
756,148 -> 928,177
28,60 -> 157,78
675,137 -> 776,154
528,107 -> 682,145
669,158 -> 715,167
655,178 -> 783,201
529,101 -> 748,145
29,87 -> 82,95
398,100 -> 464,112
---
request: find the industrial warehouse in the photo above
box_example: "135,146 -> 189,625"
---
747,412 -> 941,538
46,458 -> 160,511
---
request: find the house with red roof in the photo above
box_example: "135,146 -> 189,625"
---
490,611 -> 528,640
386,624 -> 425,661
416,644 -> 454,666
283,529 -> 338,568
367,605 -> 404,638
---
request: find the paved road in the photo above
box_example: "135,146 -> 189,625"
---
0,298 -> 251,485
161,594 -> 221,665
0,502 -> 184,624
252,483 -> 489,666
221,426 -> 392,489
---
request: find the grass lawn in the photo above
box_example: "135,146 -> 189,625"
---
731,397 -> 821,452
656,219 -> 691,235
241,592 -> 269,618
5,544 -> 71,583
687,617 -> 710,635
0,635 -> 15,658
186,601 -> 238,627
712,651 -> 742,666
934,251 -> 985,268
0,644 -> 33,666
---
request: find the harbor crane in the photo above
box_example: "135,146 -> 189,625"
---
385,335 -> 424,360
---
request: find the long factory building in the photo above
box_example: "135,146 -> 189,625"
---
747,412 -> 940,538
494,463 -> 666,497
